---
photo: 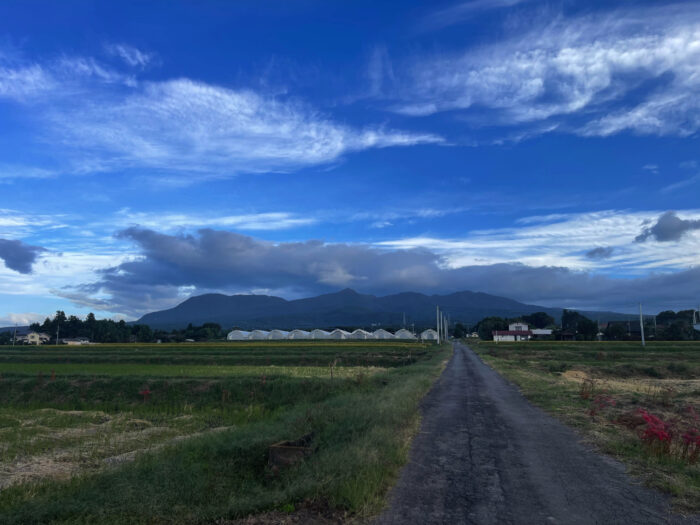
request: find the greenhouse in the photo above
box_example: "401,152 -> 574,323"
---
268,329 -> 289,340
420,329 -> 439,341
329,329 -> 351,339
394,329 -> 417,340
288,329 -> 311,339
349,329 -> 372,339
372,329 -> 395,339
310,329 -> 331,340
226,330 -> 251,341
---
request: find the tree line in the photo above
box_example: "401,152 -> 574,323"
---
470,309 -> 700,341
0,311 -> 226,345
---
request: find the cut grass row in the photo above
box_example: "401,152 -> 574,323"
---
472,340 -> 700,513
0,362 -> 385,378
0,342 -> 430,368
0,342 -> 450,523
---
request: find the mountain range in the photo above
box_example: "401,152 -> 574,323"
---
136,288 -> 631,331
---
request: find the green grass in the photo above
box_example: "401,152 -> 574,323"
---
472,340 -> 700,513
0,341 -> 450,524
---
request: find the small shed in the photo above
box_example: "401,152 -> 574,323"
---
227,330 -> 251,341
310,329 -> 331,340
268,330 -> 290,340
288,329 -> 311,339
420,329 -> 439,341
372,329 -> 395,339
394,329 -> 417,340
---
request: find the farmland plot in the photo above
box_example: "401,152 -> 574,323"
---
0,341 -> 448,524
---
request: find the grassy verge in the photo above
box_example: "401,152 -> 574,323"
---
0,342 -> 450,524
472,340 -> 700,513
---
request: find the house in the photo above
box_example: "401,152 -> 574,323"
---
17,331 -> 51,345
493,323 -> 532,342
394,329 -> 417,340
372,329 -> 394,339
531,328 -> 553,339
227,330 -> 251,340
420,329 -> 439,341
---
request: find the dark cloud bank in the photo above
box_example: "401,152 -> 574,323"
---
62,227 -> 700,317
636,211 -> 700,242
0,238 -> 45,273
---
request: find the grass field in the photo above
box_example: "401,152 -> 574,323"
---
473,340 -> 700,512
0,341 -> 449,524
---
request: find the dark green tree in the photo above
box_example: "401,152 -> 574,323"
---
475,317 -> 508,340
522,312 -> 555,329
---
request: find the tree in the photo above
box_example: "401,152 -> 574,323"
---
522,312 -> 555,329
453,323 -> 468,339
475,317 -> 508,340
605,323 -> 626,341
577,318 -> 599,340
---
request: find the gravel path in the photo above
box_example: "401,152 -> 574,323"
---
375,343 -> 698,525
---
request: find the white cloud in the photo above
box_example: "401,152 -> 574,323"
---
0,64 -> 54,100
394,4 -> 700,137
421,0 -> 533,31
105,44 -> 153,68
0,312 -> 47,326
378,209 -> 700,273
113,209 -> 317,231
0,50 -> 442,182
46,79 -> 442,179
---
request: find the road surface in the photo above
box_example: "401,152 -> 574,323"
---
375,343 -> 697,525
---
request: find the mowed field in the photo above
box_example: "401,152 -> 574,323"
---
0,341 -> 449,524
474,340 -> 700,512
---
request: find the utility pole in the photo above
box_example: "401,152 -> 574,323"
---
436,306 -> 441,345
639,303 -> 645,347
56,322 -> 60,346
12,323 -> 16,347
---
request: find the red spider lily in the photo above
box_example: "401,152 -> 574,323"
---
682,429 -> 700,446
139,388 -> 152,402
589,394 -> 616,418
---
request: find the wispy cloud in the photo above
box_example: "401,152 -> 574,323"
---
113,209 -> 317,231
104,44 -> 154,68
394,3 -> 700,138
421,0 -> 533,31
378,209 -> 700,273
0,50 -> 442,183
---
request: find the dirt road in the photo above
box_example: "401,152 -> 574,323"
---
375,343 -> 697,525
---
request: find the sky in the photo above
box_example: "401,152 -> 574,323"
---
1,0 -> 700,324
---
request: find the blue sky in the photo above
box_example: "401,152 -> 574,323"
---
2,0 -> 700,323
